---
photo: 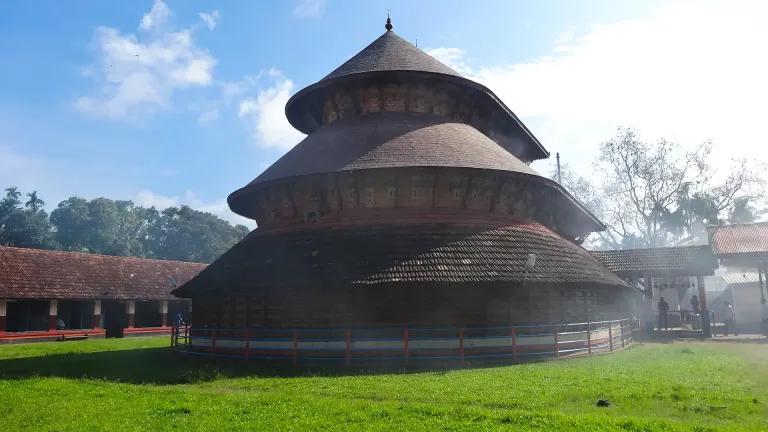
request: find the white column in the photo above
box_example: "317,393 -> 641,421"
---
49,299 -> 58,331
92,300 -> 102,329
0,299 -> 6,332
159,300 -> 169,327
126,300 -> 135,328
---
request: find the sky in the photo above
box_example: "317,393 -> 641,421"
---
2,0 -> 767,227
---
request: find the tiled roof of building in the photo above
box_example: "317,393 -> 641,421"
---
589,245 -> 718,276
708,222 -> 768,257
0,246 -> 206,300
245,113 -> 539,186
323,31 -> 461,81
721,272 -> 761,285
173,222 -> 629,297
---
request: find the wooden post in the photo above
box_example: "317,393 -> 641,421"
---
459,328 -> 465,366
345,329 -> 351,366
244,328 -> 251,358
48,299 -> 58,331
759,265 -> 765,303
587,322 -> 592,356
511,326 -> 518,361
292,330 -> 299,366
554,328 -> 560,358
697,274 -> 711,338
403,327 -> 409,366
211,329 -> 217,353
620,321 -> 626,348
608,323 -> 614,352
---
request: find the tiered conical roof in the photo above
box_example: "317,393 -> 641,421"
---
284,27 -> 548,162
323,30 -> 462,80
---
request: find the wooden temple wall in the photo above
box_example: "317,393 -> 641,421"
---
191,285 -> 629,333
252,167 -> 590,241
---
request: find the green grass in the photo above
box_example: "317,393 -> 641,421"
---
0,337 -> 766,431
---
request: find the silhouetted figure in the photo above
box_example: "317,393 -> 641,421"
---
658,297 -> 670,331
723,301 -> 737,336
690,295 -> 700,315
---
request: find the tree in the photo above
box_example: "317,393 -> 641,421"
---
45,191 -> 250,262
595,128 -> 764,248
149,205 -> 249,263
0,188 -> 54,248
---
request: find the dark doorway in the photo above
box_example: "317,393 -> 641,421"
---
57,301 -> 94,330
6,300 -> 49,332
135,301 -> 160,328
102,301 -> 126,338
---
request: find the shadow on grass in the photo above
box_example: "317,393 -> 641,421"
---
0,347 -> 498,384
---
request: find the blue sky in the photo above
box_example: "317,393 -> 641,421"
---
2,0 -> 766,226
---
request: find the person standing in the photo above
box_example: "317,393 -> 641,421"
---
658,297 -> 670,331
690,295 -> 700,315
724,301 -> 738,336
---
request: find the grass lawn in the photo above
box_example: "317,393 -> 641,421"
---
0,337 -> 766,431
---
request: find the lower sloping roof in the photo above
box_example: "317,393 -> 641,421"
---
0,246 -> 206,300
590,245 -> 718,277
173,222 -> 629,297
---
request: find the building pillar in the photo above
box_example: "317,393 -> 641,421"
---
48,299 -> 58,331
697,274 -> 712,338
0,299 -> 7,332
126,300 -> 135,328
159,300 -> 168,327
92,300 -> 102,329
643,273 -> 654,331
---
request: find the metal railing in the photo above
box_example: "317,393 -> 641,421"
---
652,310 -> 714,332
171,318 -> 638,365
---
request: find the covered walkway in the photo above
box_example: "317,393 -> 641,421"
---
0,246 -> 204,343
591,245 -> 718,337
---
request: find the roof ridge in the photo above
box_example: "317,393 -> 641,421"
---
0,245 -> 206,266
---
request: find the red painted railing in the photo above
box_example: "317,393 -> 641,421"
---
172,318 -> 638,366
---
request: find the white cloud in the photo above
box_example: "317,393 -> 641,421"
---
199,10 -> 221,31
429,1 -> 768,179
292,0 -> 326,19
134,189 -> 178,209
134,189 -> 254,228
424,47 -> 473,75
197,109 -> 219,125
76,0 -> 217,120
237,69 -> 305,150
139,0 -> 171,31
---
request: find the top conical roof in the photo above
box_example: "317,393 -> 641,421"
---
322,30 -> 461,81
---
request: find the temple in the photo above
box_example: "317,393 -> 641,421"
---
172,20 -> 636,363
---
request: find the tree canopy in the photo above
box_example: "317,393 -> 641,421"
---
0,188 -> 249,263
553,128 -> 765,249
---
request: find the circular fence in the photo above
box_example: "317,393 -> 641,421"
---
171,319 -> 637,365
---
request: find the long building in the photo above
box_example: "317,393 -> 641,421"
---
0,245 -> 205,343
